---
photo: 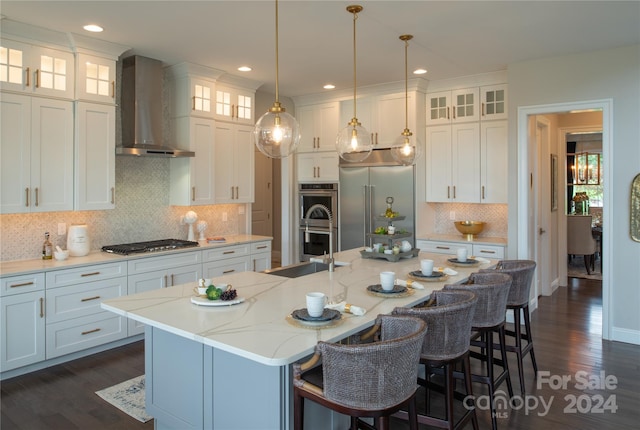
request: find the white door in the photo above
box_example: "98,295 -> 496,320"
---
535,117 -> 552,297
252,148 -> 273,237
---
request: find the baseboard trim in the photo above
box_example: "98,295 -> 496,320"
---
610,327 -> 640,346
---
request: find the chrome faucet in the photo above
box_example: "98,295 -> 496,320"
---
304,203 -> 334,272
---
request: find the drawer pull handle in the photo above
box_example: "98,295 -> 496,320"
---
223,269 -> 235,274
111,81 -> 115,99
25,67 -> 31,87
256,245 -> 267,249
436,246 -> 451,250
10,281 -> 35,288
223,251 -> 235,255
81,272 -> 101,277
478,250 -> 496,254
81,328 -> 101,336
26,188 -> 30,207
40,297 -> 44,318
81,295 -> 101,302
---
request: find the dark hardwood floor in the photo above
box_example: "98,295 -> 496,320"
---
2,276 -> 639,429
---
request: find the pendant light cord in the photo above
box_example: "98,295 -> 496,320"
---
352,9 -> 357,120
404,37 -> 408,130
274,0 -> 280,104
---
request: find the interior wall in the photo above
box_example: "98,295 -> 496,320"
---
508,44 -> 640,344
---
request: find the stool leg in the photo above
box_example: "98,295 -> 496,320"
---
444,363 -> 454,430
462,354 -> 479,430
498,325 -> 514,398
513,308 -> 526,396
523,305 -> 538,377
294,391 -> 303,430
484,331 -> 498,430
408,395 -> 419,430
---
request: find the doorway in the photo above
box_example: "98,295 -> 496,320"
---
517,99 -> 612,340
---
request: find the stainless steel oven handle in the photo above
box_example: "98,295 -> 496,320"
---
363,185 -> 369,247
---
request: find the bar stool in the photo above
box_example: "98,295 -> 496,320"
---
293,314 -> 428,430
481,260 -> 538,395
392,290 -> 479,430
445,272 -> 513,430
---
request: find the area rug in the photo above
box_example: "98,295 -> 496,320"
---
96,375 -> 153,423
567,255 -> 602,280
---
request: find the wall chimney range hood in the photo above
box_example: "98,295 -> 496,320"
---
117,55 -> 194,157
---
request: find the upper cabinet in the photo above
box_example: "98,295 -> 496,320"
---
166,62 -> 224,119
214,123 -> 254,203
1,93 -> 74,213
426,84 -> 507,125
215,84 -> 254,124
297,102 -> 340,153
75,53 -> 116,104
0,38 -> 75,99
340,92 -> 421,148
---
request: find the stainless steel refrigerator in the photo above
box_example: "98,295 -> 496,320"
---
339,148 -> 415,251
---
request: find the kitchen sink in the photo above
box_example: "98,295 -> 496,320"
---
263,261 -> 339,278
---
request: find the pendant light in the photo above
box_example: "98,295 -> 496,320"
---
390,34 -> 422,166
254,0 -> 300,158
336,5 -> 372,163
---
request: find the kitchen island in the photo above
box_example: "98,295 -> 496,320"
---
101,248 -> 495,430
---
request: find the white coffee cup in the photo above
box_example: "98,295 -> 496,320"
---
420,259 -> 434,276
373,243 -> 383,252
380,271 -> 396,291
306,292 -> 327,317
456,248 -> 468,262
387,225 -> 395,235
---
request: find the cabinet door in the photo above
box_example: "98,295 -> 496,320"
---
416,240 -> 472,256
0,93 -> 30,213
76,53 -> 116,103
234,125 -> 255,202
0,291 -> 46,371
215,86 -> 254,124
0,39 -> 30,93
425,125 -> 453,202
297,152 -> 339,183
480,84 -> 507,121
75,103 -> 116,210
451,88 -> 479,123
426,91 -> 451,126
214,122 -> 235,202
451,123 -> 480,203
215,123 -> 254,203
31,97 -> 74,212
127,269 -> 166,336
251,252 -> 271,272
167,263 -> 202,287
480,121 -> 508,203
374,93 -> 414,148
190,77 -> 215,118
472,244 -> 505,259
170,117 -> 216,205
297,102 -> 339,152
30,45 -> 75,99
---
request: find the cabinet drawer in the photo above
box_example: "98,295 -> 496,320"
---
416,240 -> 472,255
46,262 -> 127,289
1,273 -> 44,297
45,312 -> 126,359
203,256 -> 250,277
45,277 -> 126,323
127,250 -> 201,275
202,244 -> 250,262
472,244 -> 505,259
251,241 -> 272,254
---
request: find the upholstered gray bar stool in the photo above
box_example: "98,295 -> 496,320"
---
445,272 -> 513,430
293,314 -> 428,430
481,260 -> 538,395
392,290 -> 479,430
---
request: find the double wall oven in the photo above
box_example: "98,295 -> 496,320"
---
299,183 -> 338,261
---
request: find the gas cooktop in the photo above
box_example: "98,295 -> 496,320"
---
101,239 -> 199,255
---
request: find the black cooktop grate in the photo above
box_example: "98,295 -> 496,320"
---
101,239 -> 199,255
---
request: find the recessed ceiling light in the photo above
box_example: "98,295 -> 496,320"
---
323,84 -> 335,90
413,68 -> 427,75
238,66 -> 252,72
83,24 -> 103,33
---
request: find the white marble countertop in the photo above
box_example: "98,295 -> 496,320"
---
417,234 -> 507,246
101,248 -> 496,367
0,234 -> 272,277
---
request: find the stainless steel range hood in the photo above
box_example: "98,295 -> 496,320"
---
117,55 -> 194,157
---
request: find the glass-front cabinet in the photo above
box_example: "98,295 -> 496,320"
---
75,53 -> 116,104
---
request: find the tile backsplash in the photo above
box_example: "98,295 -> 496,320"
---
430,202 -> 508,237
0,157 -> 243,262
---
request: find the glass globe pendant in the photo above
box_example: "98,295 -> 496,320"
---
336,5 -> 372,163
254,0 -> 300,158
390,34 -> 422,166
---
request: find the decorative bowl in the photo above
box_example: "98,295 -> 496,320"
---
54,250 -> 70,261
454,221 -> 486,240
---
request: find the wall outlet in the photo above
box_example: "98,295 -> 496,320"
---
222,212 -> 228,222
57,223 -> 66,235
238,205 -> 245,215
449,211 -> 456,220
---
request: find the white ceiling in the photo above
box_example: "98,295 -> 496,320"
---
1,1 -> 639,98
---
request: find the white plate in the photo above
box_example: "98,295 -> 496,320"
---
190,296 -> 245,307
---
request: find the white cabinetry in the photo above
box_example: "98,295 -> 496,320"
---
75,102 -> 116,210
0,93 -> 73,213
202,244 -> 251,278
214,123 -> 254,203
215,83 -> 255,124
416,239 -> 505,259
0,273 -> 45,372
166,63 -> 222,119
0,38 -> 74,99
297,102 -> 339,153
480,84 -> 507,121
297,152 -> 339,182
341,92 -> 419,148
426,85 -> 506,126
170,117 -> 217,205
127,251 -> 202,335
251,241 -> 272,272
44,262 -> 127,359
480,120 -> 508,203
75,53 -> 116,103
426,123 -> 480,203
